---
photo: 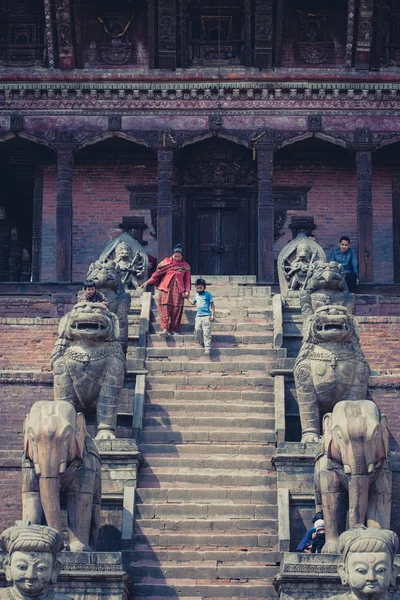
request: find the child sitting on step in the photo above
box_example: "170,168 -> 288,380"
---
186,278 -> 215,356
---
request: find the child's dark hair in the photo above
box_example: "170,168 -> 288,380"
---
83,279 -> 96,289
195,278 -> 207,288
339,235 -> 350,244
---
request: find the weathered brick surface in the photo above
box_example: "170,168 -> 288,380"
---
0,298 -> 52,317
0,319 -> 58,370
359,317 -> 400,371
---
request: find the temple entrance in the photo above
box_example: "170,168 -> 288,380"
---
190,200 -> 250,275
175,137 -> 257,276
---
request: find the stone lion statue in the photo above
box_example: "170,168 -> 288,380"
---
51,302 -> 125,440
84,259 -> 131,352
300,260 -> 355,317
294,305 -> 370,443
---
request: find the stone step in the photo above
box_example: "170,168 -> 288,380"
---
147,334 -> 273,345
134,582 -> 277,599
152,309 -> 273,322
146,375 -> 273,389
135,518 -> 276,532
142,455 -> 273,470
133,531 -> 277,549
137,470 -> 274,487
145,347 -> 279,358
146,361 -> 271,374
142,416 -> 274,429
190,276 -> 258,284
140,429 -> 275,444
135,503 -> 277,520
143,402 -> 273,415
140,444 -> 275,457
150,322 -> 273,333
130,547 -> 280,564
145,390 -> 274,403
136,488 -> 277,505
130,563 -> 278,580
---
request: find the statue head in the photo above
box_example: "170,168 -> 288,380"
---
337,526 -> 399,600
295,242 -> 312,262
115,242 -> 133,262
0,521 -> 64,597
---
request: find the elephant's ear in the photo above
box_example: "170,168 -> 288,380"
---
322,413 -> 333,456
23,414 -> 32,461
75,413 -> 87,460
381,413 -> 389,457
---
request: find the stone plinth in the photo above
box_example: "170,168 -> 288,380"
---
274,553 -> 400,600
58,552 -> 132,600
273,442 -> 317,552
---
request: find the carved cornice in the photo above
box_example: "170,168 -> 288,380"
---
2,81 -> 400,111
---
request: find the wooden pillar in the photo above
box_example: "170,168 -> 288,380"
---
157,148 -> 174,261
158,0 -> 177,70
31,166 -> 43,282
254,0 -> 273,69
148,0 -> 155,69
355,149 -> 374,282
244,0 -> 252,67
345,0 -> 356,67
354,0 -> 374,70
257,144 -> 274,282
56,147 -> 73,281
275,0 -> 285,67
43,0 -> 55,69
180,0 -> 189,68
54,0 -> 75,69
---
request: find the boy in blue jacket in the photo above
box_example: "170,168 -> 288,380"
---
186,278 -> 215,356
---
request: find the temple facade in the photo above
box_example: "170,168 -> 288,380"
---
0,0 -> 399,283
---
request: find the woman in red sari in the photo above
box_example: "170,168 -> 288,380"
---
140,245 -> 191,337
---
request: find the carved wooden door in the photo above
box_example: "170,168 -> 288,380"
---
197,208 -> 239,275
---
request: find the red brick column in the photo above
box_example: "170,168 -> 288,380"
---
157,148 -> 174,262
257,144 -> 274,282
56,147 -> 74,282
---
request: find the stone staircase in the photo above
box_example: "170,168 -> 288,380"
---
131,277 -> 282,600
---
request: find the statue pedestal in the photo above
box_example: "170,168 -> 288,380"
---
274,553 -> 341,600
57,552 -> 131,600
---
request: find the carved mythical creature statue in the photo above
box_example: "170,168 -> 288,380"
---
114,242 -> 145,289
300,260 -> 355,317
328,526 -> 398,600
84,259 -> 131,351
0,521 -> 72,600
98,232 -> 149,290
277,233 -> 326,295
21,401 -> 101,552
284,240 -> 314,290
294,305 -> 370,442
51,302 -> 125,440
315,401 -> 391,553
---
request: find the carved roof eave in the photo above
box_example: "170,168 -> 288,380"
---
3,129 -> 400,153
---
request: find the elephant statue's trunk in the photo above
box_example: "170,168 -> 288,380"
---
348,475 -> 370,528
39,477 -> 63,533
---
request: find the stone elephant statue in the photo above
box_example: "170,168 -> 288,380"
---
51,302 -> 125,439
315,400 -> 392,553
22,400 -> 102,552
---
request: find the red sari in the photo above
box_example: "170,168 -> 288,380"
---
147,257 -> 191,333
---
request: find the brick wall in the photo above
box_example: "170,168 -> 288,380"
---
41,160 -> 158,282
359,317 -> 400,372
0,297 -> 52,317
0,319 -> 58,371
274,153 -> 393,283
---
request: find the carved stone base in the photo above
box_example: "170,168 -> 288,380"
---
58,552 -> 131,600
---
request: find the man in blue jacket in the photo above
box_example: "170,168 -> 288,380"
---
328,236 -> 359,292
